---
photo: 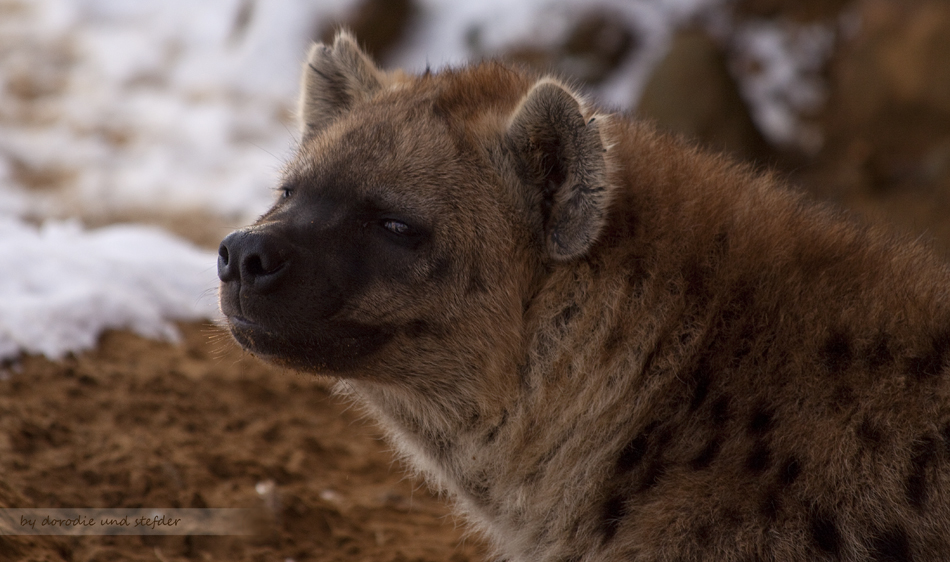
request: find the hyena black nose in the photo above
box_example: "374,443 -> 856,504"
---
217,230 -> 290,293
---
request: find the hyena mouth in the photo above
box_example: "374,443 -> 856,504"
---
226,310 -> 397,373
226,315 -> 280,355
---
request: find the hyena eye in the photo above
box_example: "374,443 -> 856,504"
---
281,187 -> 293,199
382,219 -> 411,236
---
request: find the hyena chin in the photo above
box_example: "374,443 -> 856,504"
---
218,30 -> 950,562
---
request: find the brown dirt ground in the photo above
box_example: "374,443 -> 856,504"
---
0,323 -> 488,562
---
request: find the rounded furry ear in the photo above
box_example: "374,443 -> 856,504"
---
298,30 -> 384,141
507,80 -> 611,260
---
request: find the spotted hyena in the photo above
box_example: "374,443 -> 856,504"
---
217,31 -> 950,561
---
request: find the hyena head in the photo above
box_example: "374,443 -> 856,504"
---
217,31 -> 613,383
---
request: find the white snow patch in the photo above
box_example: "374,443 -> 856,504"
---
729,19 -> 836,152
390,0 -> 730,107
389,0 -> 834,149
0,0 -> 352,222
0,217 -> 218,362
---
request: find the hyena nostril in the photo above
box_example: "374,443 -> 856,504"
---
217,229 -> 290,291
244,254 -> 269,277
217,238 -> 237,283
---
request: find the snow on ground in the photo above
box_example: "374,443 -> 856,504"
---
389,0 -> 834,148
0,0 -> 354,221
0,218 -> 218,362
0,0 -> 837,362
392,0 -> 731,107
728,19 -> 834,152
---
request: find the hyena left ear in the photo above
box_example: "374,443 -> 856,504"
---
298,30 -> 384,141
507,79 -> 611,261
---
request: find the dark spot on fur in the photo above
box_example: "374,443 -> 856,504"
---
748,408 -> 774,435
616,431 -> 650,473
746,442 -> 772,474
424,428 -> 452,459
760,490 -> 781,521
721,507 -> 744,528
727,285 -> 756,317
689,365 -> 711,412
694,523 -> 712,546
535,432 -> 571,473
602,322 -> 626,364
626,269 -> 647,289
831,385 -> 856,412
711,396 -> 731,426
732,322 -> 756,363
870,527 -> 912,562
467,478 -> 491,506
678,330 -> 692,347
618,248 -> 648,287
613,422 -> 672,491
713,230 -> 729,255
638,459 -> 667,492
857,417 -> 884,447
428,257 -> 452,281
584,253 -> 605,276
778,456 -> 801,487
689,437 -> 722,470
822,331 -> 853,372
555,302 -> 580,327
516,359 -> 531,389
405,319 -> 434,338
638,332 -> 668,379
715,284 -> 758,362
600,494 -> 627,543
907,331 -> 949,379
684,260 -> 713,309
652,427 -> 674,454
905,435 -> 938,510
868,333 -> 893,370
484,410 -> 508,444
810,511 -> 842,558
467,267 -> 488,294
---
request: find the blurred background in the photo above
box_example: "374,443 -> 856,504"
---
3,0 -> 949,249
1,1 -> 949,561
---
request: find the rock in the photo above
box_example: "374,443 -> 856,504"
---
637,30 -> 771,163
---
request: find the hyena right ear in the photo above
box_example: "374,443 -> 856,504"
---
298,30 -> 384,141
507,79 -> 611,261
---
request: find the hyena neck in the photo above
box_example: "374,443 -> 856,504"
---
340,353 -> 524,483
342,264 -> 660,559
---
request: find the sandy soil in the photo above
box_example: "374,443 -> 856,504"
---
0,323 -> 488,562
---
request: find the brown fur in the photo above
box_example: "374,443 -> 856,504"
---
218,31 -> 950,561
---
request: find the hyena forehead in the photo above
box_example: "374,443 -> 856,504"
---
282,115 -> 496,243
297,31 -> 613,261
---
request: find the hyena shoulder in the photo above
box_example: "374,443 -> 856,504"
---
219,31 -> 950,562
